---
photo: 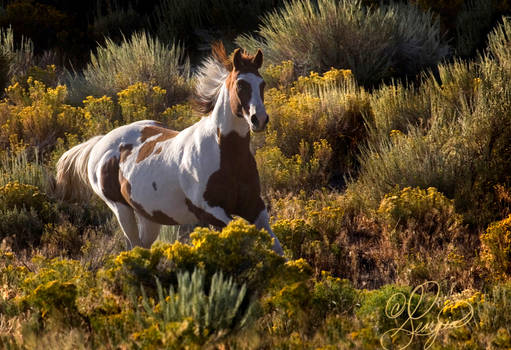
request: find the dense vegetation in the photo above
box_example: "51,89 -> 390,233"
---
1,0 -> 511,348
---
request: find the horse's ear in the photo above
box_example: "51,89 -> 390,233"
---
252,49 -> 263,69
232,48 -> 243,71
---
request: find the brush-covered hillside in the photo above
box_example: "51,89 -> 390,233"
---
1,0 -> 511,348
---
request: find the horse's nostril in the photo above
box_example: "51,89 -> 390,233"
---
250,114 -> 258,126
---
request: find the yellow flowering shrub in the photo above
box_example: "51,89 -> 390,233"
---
101,219 -> 287,295
117,82 -> 167,124
270,191 -> 350,275
292,68 -> 354,93
480,215 -> 511,279
256,138 -> 332,193
378,187 -> 464,248
0,250 -> 28,301
261,268 -> 356,340
257,67 -> 369,194
0,79 -> 198,152
0,181 -> 48,212
21,65 -> 59,88
272,219 -> 320,259
82,95 -> 116,137
20,257 -> 92,319
262,60 -> 295,89
161,103 -> 200,131
442,290 -> 481,320
0,79 -> 85,151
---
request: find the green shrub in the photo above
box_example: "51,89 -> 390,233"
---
0,50 -> 8,95
0,181 -> 57,249
476,283 -> 511,335
0,0 -> 81,62
312,273 -> 359,318
236,0 -> 449,85
66,32 -> 191,106
135,269 -> 253,347
356,284 -> 440,341
366,81 -> 431,145
0,148 -> 54,194
153,0 -> 203,45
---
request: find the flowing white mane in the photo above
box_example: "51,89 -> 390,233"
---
194,56 -> 229,114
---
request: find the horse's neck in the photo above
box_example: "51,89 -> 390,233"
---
210,84 -> 250,138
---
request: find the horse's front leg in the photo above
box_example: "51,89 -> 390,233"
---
253,209 -> 284,256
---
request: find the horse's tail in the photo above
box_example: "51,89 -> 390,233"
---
55,135 -> 103,201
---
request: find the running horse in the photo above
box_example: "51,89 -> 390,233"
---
55,43 -> 284,255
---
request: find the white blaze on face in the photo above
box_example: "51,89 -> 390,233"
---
237,72 -> 267,132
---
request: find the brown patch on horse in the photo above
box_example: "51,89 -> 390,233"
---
119,144 -> 133,163
119,172 -> 132,206
203,131 -> 265,223
100,156 -> 128,206
226,75 -> 252,117
118,172 -> 178,225
143,209 -> 179,225
185,198 -> 226,227
137,126 -> 179,163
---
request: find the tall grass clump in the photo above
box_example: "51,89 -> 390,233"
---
236,0 -> 449,85
0,27 -> 35,88
66,31 -> 191,106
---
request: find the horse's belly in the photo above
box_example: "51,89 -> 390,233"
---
128,175 -> 200,225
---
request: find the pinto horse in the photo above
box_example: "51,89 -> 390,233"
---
55,43 -> 284,255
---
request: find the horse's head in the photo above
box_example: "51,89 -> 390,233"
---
223,47 -> 268,133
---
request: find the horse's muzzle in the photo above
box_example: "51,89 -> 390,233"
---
250,114 -> 269,132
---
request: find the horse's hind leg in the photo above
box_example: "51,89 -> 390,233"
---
107,201 -> 142,249
135,214 -> 161,249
